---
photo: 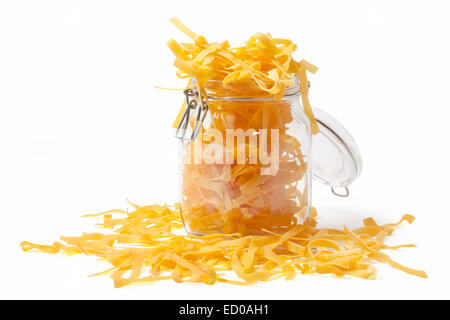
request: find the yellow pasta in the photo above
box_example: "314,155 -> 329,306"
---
168,18 -> 319,133
21,202 -> 426,288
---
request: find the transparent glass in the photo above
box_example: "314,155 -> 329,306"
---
178,79 -> 312,235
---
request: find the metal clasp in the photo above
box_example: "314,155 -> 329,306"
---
331,186 -> 349,197
175,88 -> 209,143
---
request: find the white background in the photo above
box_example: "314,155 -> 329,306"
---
1,0 -> 449,299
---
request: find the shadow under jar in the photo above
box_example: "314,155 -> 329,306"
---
176,78 -> 312,235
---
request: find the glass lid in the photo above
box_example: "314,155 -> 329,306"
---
311,107 -> 362,197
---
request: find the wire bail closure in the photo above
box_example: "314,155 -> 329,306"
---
175,88 -> 209,143
331,186 -> 349,197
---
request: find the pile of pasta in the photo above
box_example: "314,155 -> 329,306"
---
168,17 -> 319,134
21,202 -> 426,288
170,19 -> 319,235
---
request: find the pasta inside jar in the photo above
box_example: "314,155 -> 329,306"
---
178,79 -> 312,235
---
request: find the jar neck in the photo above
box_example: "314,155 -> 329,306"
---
194,77 -> 300,100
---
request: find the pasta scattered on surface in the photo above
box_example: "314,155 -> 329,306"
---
21,202 -> 426,288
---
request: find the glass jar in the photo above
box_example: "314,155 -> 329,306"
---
175,78 -> 362,236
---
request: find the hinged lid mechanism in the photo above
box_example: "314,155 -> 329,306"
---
311,107 -> 362,197
175,89 -> 209,143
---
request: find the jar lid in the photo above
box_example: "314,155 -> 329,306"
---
311,107 -> 362,197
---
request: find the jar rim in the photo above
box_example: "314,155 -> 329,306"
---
196,76 -> 301,101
